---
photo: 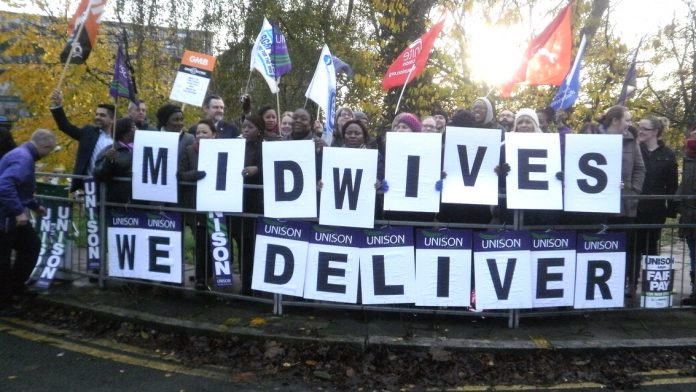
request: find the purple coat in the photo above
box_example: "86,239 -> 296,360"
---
0,143 -> 41,230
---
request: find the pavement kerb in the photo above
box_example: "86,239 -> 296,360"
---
34,294 -> 696,353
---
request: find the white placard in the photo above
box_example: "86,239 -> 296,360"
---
415,248 -> 471,307
383,132 -> 442,213
474,249 -> 532,310
441,127 -> 501,205
319,147 -> 378,228
107,229 -> 182,284
360,246 -> 416,304
196,138 -> 246,212
169,50 -> 216,107
564,134 -> 622,213
251,232 -> 309,297
505,132 -> 563,210
132,131 -> 180,203
531,250 -> 577,308
304,242 -> 360,304
262,140 -> 318,218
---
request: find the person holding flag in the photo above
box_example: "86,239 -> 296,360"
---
49,90 -> 115,192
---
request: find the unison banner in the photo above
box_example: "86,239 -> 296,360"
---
35,202 -> 72,289
574,232 -> 626,309
473,230 -> 532,310
251,218 -> 311,296
530,230 -> 576,307
641,255 -> 674,308
304,225 -> 362,303
208,212 -> 233,287
107,208 -> 183,284
359,226 -> 415,304
415,228 -> 472,307
84,178 -> 100,270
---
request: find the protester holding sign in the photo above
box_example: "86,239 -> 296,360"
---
93,118 -> 136,203
156,104 -> 194,162
178,119 -> 216,289
236,114 -> 266,294
0,129 -> 56,316
635,116 -> 677,262
279,112 -> 293,140
599,105 -> 646,293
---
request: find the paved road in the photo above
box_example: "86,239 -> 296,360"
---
2,316 -> 696,391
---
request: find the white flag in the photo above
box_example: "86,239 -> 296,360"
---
305,44 -> 336,145
250,17 -> 279,93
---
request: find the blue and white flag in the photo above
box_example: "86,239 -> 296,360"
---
250,17 -> 279,93
305,44 -> 336,145
550,34 -> 587,110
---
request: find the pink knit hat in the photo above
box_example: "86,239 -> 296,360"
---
396,113 -> 422,132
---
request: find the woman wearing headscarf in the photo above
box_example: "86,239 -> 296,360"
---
177,119 -> 217,290
93,117 -> 136,203
512,109 -> 542,133
471,97 -> 497,129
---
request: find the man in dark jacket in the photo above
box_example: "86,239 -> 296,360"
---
0,129 -> 56,316
188,94 -> 239,139
49,89 -> 115,192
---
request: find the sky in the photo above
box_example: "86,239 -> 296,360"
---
0,0 -> 690,86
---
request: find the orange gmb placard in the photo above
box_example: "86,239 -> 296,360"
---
180,50 -> 216,72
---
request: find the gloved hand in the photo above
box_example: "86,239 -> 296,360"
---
494,163 -> 511,177
195,171 -> 206,180
555,171 -> 564,181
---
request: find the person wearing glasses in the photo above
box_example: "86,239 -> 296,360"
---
635,117 -> 678,263
330,107 -> 354,147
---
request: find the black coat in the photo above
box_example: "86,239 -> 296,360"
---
93,144 -> 133,204
50,106 -> 104,191
243,140 -> 263,214
637,141 -> 678,223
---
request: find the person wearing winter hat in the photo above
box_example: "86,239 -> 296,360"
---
513,108 -> 542,133
393,112 -> 422,132
156,103 -> 194,162
471,97 -> 497,128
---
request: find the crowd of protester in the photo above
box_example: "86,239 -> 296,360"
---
2,89 -> 695,308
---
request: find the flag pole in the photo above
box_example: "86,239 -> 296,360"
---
245,70 -> 253,94
275,80 -> 281,121
394,65 -> 415,115
55,20 -> 88,92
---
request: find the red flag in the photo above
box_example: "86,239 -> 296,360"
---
500,3 -> 572,96
382,17 -> 446,90
60,0 -> 108,64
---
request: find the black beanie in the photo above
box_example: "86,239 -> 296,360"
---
156,104 -> 183,129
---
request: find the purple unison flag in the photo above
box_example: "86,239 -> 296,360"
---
618,37 -> 643,106
332,55 -> 354,79
271,22 -> 292,78
109,45 -> 137,103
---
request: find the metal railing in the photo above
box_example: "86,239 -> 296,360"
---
32,172 -> 696,328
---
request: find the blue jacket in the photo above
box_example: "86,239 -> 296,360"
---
0,143 -> 40,230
